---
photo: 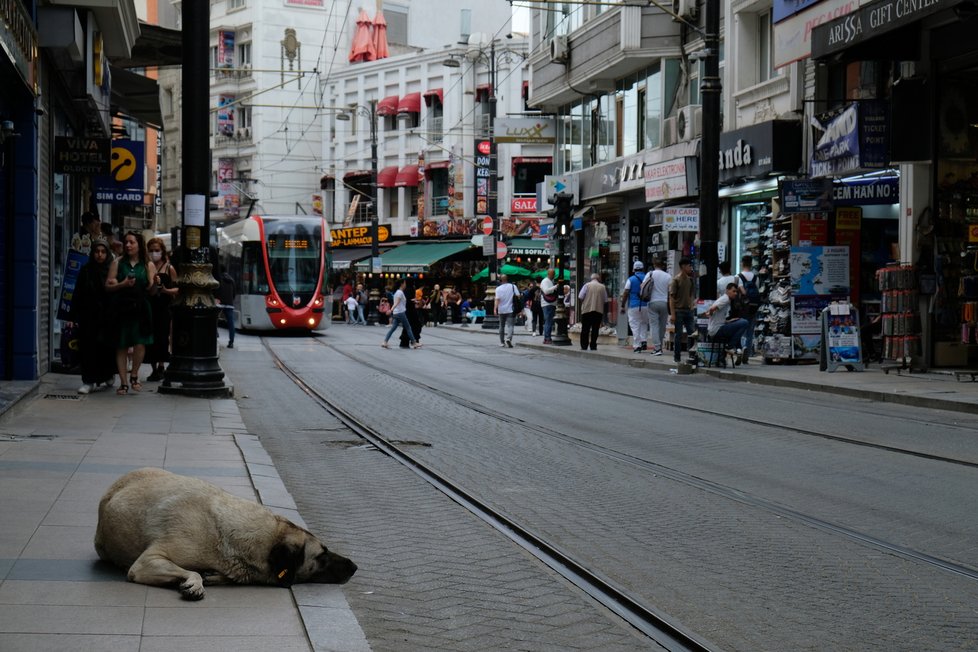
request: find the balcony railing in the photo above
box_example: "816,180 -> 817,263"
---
431,195 -> 449,216
430,116 -> 444,143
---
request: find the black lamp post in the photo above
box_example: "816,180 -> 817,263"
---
698,0 -> 721,301
338,100 -> 380,323
160,0 -> 231,397
480,39 -> 501,331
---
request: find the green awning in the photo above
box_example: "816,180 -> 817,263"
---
354,240 -> 474,273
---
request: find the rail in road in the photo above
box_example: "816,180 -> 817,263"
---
262,336 -> 715,652
263,333 -> 978,649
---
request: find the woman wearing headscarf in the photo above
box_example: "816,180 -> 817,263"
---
144,237 -> 179,382
105,231 -> 158,394
400,281 -> 425,348
71,238 -> 116,393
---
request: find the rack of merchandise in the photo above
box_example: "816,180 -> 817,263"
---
877,264 -> 920,370
760,211 -> 793,361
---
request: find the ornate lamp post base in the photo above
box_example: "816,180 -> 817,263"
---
159,261 -> 233,398
552,300 -> 572,346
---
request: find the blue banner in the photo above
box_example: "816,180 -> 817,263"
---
811,104 -> 859,177
773,0 -> 823,23
57,249 -> 89,321
94,139 -> 145,205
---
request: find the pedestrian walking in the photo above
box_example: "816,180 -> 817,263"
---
355,283 -> 368,324
522,281 -> 541,334
494,274 -> 519,348
578,273 -> 608,351
381,278 -> 421,349
539,269 -> 559,344
645,258 -> 671,356
145,237 -> 178,381
621,260 -> 649,352
400,282 -> 425,348
216,270 -> 236,348
105,231 -> 158,394
669,257 -> 697,363
71,238 -> 116,393
345,294 -> 359,324
738,255 -> 761,363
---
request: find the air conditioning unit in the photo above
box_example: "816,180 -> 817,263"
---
549,35 -> 569,63
662,117 -> 677,146
677,105 -> 702,141
673,0 -> 700,20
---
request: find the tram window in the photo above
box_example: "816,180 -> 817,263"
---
264,221 -> 322,294
242,242 -> 268,294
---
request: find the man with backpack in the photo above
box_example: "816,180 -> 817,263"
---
738,255 -> 762,363
641,258 -> 671,356
493,274 -> 520,348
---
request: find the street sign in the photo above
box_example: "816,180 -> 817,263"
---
496,241 -> 508,260
482,216 -> 494,235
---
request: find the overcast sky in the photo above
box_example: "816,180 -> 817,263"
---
512,4 -> 529,33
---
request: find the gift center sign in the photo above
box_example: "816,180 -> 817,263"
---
661,207 -> 700,232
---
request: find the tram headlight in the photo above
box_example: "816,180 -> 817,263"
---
308,317 -> 316,326
280,318 -> 287,325
266,296 -> 280,308
313,295 -> 324,307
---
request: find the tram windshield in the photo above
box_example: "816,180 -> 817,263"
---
263,218 -> 323,295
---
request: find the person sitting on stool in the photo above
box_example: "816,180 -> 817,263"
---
705,283 -> 750,364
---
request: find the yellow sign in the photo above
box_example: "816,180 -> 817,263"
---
110,146 -> 137,182
968,224 -> 978,243
330,224 -> 392,248
836,206 -> 862,230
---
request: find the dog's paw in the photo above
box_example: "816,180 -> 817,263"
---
179,573 -> 206,600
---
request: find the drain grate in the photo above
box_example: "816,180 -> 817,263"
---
43,394 -> 82,401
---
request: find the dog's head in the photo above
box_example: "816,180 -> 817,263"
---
268,526 -> 357,586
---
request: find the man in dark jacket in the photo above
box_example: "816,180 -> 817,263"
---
217,272 -> 236,348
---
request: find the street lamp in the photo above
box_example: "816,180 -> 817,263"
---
446,36 -> 526,331
336,100 -> 380,323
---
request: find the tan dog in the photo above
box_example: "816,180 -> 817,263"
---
94,467 -> 356,600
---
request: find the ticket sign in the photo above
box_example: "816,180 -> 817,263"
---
661,207 -> 700,232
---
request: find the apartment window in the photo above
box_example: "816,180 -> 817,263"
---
237,42 -> 252,70
237,105 -> 252,129
385,5 -> 408,45
460,9 -> 471,41
228,0 -> 246,10
757,11 -> 773,83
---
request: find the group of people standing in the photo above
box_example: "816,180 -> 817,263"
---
69,213 -> 179,395
619,254 -> 760,365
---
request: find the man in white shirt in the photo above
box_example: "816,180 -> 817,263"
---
493,274 -> 519,348
645,258 -> 671,356
381,279 -> 420,349
620,260 -> 649,352
706,283 -> 749,360
539,269 -> 559,344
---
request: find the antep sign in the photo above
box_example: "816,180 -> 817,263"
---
330,224 -> 391,248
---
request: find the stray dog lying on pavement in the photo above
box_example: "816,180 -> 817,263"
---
94,467 -> 357,600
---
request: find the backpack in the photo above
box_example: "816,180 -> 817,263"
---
510,284 -> 523,313
739,273 -> 761,305
639,272 -> 654,302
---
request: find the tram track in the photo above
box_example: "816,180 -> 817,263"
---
262,337 -> 715,652
302,335 -> 978,583
414,328 -> 978,469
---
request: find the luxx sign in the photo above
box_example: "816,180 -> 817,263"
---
494,118 -> 556,144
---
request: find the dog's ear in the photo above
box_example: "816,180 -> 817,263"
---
268,542 -> 303,586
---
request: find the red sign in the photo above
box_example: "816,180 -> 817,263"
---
511,197 -> 538,213
482,216 -> 494,235
496,241 -> 508,259
477,140 -> 492,155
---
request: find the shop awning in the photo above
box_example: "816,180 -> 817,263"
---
395,164 -> 419,187
423,88 -> 443,105
397,92 -> 421,114
376,165 -> 399,188
476,83 -> 493,102
344,169 -> 371,179
376,95 -> 399,116
330,247 -> 373,270
110,64 -> 162,128
426,160 -> 450,170
355,240 -> 474,273
111,21 -> 183,69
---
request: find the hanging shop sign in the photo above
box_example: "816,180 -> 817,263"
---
1,0 -> 38,95
644,157 -> 699,203
494,118 -> 556,144
511,197 -> 538,213
810,102 -> 889,177
330,224 -> 392,248
833,177 -> 899,205
54,137 -> 111,175
811,0 -> 956,60
93,139 -> 145,204
774,0 -> 858,69
661,207 -> 700,232
773,0 -> 824,23
780,178 -> 833,214
474,138 -> 496,218
718,121 -> 802,184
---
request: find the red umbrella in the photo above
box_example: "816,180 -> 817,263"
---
373,9 -> 389,60
348,8 -> 375,63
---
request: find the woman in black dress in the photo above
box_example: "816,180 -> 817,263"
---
71,238 -> 116,393
144,237 -> 179,381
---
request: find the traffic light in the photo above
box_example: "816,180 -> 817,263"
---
551,192 -> 574,236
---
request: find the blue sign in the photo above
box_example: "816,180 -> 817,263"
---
57,249 -> 88,321
833,178 -> 899,206
773,0 -> 822,23
94,139 -> 145,205
781,178 -> 833,214
810,103 -> 889,178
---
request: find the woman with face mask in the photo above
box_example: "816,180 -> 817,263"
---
145,237 -> 179,382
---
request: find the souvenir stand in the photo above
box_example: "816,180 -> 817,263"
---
877,264 -> 921,373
